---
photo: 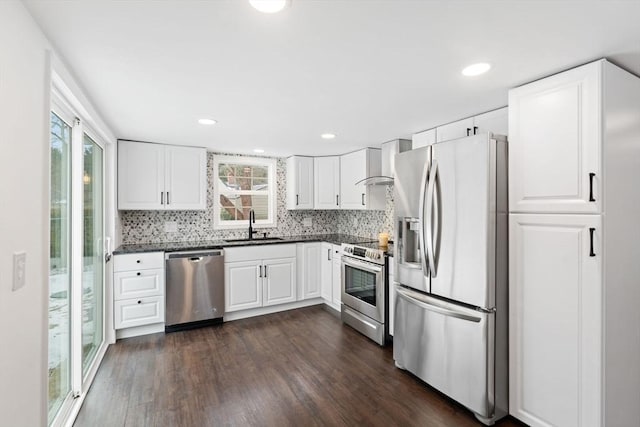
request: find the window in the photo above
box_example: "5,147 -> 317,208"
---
213,155 -> 277,229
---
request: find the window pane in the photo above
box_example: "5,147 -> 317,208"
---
49,112 -> 72,422
81,134 -> 103,377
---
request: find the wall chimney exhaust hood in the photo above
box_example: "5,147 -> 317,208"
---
356,139 -> 412,186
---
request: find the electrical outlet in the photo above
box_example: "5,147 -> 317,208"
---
164,221 -> 178,233
303,217 -> 312,227
12,252 -> 26,291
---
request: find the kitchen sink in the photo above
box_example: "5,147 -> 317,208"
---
224,237 -> 284,243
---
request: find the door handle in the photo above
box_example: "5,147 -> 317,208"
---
336,195 -> 339,206
167,192 -> 170,205
473,126 -> 478,135
264,265 -> 268,277
466,127 -> 471,136
396,286 -> 482,322
589,173 -> 596,202
418,160 -> 430,276
361,193 -> 365,206
328,249 -> 331,261
161,192 -> 164,205
296,194 -> 299,205
589,228 -> 596,257
425,160 -> 438,277
258,265 -> 262,278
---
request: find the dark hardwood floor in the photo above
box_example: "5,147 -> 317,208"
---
75,305 -> 524,427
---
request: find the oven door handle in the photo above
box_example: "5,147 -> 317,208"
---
341,256 -> 383,273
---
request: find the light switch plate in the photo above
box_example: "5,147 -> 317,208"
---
12,251 -> 26,291
164,221 -> 178,233
303,217 -> 312,227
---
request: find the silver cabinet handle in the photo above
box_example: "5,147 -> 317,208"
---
425,160 -> 438,277
418,161 -> 430,277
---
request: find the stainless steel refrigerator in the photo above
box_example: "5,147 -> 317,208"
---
393,133 -> 508,425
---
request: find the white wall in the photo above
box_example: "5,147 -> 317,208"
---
0,2 -> 116,425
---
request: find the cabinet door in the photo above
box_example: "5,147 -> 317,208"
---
320,243 -> 333,302
114,296 -> 164,329
300,243 -> 321,299
509,214 -> 601,427
165,145 -> 207,210
114,269 -> 164,301
225,261 -> 262,312
263,258 -> 297,306
473,107 -> 508,136
332,245 -> 342,307
314,156 -> 341,209
117,140 -> 165,210
340,149 -> 367,210
287,156 -> 314,210
412,128 -> 436,149
509,62 -> 601,214
436,117 -> 474,143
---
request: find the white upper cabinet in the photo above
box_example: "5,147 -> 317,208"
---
118,140 -> 207,210
412,128 -> 436,149
340,148 -> 385,210
474,107 -> 508,136
286,156 -> 314,210
118,141 -> 165,210
314,156 -> 341,209
436,117 -> 474,142
164,145 -> 208,210
509,62 -> 601,214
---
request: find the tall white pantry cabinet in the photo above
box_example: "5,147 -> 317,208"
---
508,59 -> 640,427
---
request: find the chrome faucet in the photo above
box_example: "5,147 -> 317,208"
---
248,209 -> 258,240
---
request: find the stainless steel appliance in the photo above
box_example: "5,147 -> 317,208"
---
165,249 -> 225,331
393,133 -> 508,425
341,243 -> 388,345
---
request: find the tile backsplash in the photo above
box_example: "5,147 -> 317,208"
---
119,153 -> 395,245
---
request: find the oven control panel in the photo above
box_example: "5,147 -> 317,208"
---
342,244 -> 385,265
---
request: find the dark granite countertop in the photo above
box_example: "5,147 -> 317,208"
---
113,233 -> 380,255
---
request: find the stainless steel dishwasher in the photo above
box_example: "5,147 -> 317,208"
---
165,249 -> 224,332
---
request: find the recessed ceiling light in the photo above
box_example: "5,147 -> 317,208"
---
198,118 -> 217,125
462,63 -> 491,77
321,133 -> 336,140
249,0 -> 290,14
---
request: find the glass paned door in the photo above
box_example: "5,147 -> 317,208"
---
49,112 -> 72,421
81,134 -> 103,376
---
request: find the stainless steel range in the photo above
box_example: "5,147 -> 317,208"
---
341,243 -> 389,345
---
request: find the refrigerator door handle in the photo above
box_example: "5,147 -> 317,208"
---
425,160 -> 438,277
396,286 -> 482,323
418,158 -> 430,277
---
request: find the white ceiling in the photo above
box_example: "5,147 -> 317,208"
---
25,0 -> 640,157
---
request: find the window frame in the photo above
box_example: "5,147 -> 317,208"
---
212,154 -> 278,230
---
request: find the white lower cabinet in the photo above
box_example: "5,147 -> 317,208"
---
225,260 -> 262,312
388,259 -> 394,336
224,244 -> 297,313
263,258 -> 297,306
510,214 -> 602,427
114,296 -> 164,329
320,243 -> 342,311
113,252 -> 165,334
297,243 -> 321,300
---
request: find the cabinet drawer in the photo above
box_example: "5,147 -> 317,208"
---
114,269 -> 164,300
114,252 -> 164,272
114,296 -> 164,329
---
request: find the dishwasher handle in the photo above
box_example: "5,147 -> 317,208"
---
166,250 -> 224,260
